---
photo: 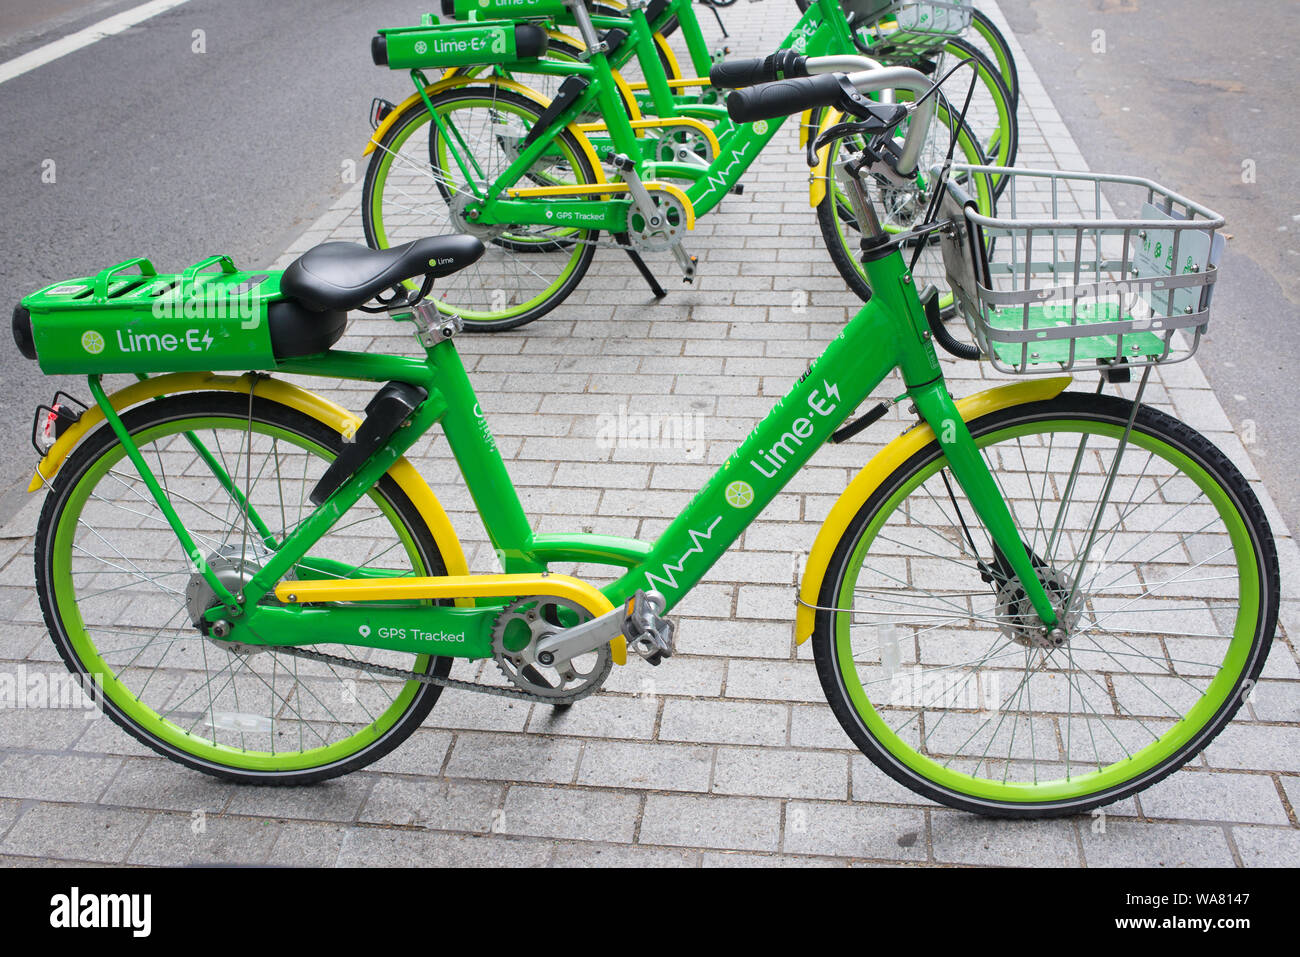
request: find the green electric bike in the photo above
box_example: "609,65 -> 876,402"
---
360,0 -> 1009,329
14,66 -> 1274,816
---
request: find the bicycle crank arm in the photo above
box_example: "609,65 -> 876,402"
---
534,589 -> 674,668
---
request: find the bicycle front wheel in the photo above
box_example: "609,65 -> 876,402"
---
812,392 -> 1278,817
35,392 -> 455,784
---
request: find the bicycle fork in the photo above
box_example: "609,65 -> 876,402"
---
843,166 -> 1061,633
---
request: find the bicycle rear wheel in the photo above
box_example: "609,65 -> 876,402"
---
812,393 -> 1278,816
362,85 -> 599,331
35,392 -> 454,784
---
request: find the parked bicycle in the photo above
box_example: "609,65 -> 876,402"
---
13,62 -> 1274,816
361,0 -> 1012,328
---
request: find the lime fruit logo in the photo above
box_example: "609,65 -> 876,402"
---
413,40 -> 427,54
479,0 -> 490,6
724,480 -> 754,509
80,330 -> 105,355
752,120 -> 768,135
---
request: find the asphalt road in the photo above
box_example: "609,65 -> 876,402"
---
0,0 -> 423,523
999,0 -> 1300,535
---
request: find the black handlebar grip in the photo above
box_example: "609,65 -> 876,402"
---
725,73 -> 844,124
709,50 -> 808,89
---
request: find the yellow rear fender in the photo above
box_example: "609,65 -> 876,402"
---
794,377 -> 1072,643
28,373 -> 472,592
362,75 -> 606,183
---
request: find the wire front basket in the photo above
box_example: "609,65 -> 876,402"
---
846,0 -> 973,55
937,166 -> 1225,376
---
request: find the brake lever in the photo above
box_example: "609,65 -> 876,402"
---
807,102 -> 908,167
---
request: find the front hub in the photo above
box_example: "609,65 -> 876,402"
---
994,566 -> 1081,650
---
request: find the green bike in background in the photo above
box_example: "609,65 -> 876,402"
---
12,61 -> 1276,816
360,0 -> 1009,328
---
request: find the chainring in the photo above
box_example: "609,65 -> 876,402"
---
625,193 -> 690,253
491,595 -> 612,701
650,125 -> 715,165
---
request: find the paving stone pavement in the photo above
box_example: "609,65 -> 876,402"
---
0,2 -> 1296,867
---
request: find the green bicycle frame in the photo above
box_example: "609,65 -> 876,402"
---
441,0 -> 867,233
88,242 -> 1057,661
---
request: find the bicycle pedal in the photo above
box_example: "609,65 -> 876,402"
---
671,246 -> 698,283
622,589 -> 675,664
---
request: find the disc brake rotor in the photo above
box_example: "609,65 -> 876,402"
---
994,567 -> 1081,650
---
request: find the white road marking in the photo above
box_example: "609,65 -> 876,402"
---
0,0 -> 192,86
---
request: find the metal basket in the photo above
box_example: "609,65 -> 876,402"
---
937,166 -> 1225,376
847,1 -> 972,55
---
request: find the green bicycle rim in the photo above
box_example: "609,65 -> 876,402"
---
50,415 -> 433,773
367,93 -> 592,325
970,8 -> 1019,107
832,417 -> 1260,804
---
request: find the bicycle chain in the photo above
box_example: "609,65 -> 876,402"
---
267,632 -> 597,705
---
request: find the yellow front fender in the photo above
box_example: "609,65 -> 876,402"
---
798,107 -> 815,148
807,107 -> 843,208
29,373 -> 471,587
362,75 -> 606,182
794,377 -> 1072,643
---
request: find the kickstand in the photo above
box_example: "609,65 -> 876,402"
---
614,233 -> 667,298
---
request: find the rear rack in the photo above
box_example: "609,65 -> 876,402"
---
20,255 -> 281,375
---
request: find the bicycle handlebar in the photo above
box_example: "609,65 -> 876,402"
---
711,52 -> 886,89
726,73 -> 845,121
725,65 -> 936,176
709,51 -> 809,88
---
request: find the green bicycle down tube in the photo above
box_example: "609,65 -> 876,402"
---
598,253 -> 1057,625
